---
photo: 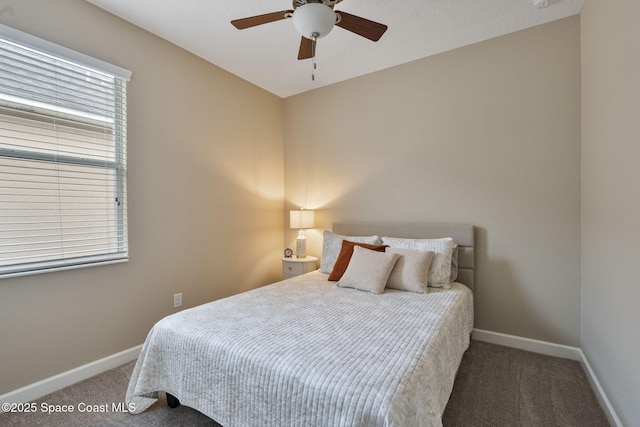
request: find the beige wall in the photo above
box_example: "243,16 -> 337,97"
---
284,17 -> 582,346
581,1 -> 640,425
0,0 -> 284,394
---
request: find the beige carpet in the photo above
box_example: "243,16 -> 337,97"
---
443,341 -> 610,427
0,340 -> 609,426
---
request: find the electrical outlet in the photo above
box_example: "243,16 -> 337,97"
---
173,293 -> 182,308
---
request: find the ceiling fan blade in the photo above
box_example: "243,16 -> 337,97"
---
231,10 -> 292,30
336,11 -> 388,42
298,36 -> 314,60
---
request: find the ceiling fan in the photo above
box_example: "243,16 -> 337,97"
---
231,0 -> 388,61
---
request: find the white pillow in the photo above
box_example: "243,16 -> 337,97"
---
381,237 -> 455,288
385,247 -> 434,293
450,244 -> 459,281
337,246 -> 400,294
320,230 -> 381,273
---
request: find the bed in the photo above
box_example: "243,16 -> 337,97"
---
126,222 -> 475,427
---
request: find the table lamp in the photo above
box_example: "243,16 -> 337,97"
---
289,209 -> 314,258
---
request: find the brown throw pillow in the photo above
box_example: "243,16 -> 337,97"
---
328,240 -> 387,281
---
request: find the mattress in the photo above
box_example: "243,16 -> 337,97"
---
126,270 -> 474,427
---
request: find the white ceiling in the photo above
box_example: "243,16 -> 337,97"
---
86,0 -> 583,98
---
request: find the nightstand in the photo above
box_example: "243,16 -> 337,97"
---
282,256 -> 318,280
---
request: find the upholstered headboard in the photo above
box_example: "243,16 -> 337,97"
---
332,222 -> 475,290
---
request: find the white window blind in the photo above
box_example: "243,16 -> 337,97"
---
0,24 -> 131,278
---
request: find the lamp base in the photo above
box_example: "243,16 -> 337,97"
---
296,230 -> 307,258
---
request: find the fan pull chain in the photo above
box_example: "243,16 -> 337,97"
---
311,34 -> 317,81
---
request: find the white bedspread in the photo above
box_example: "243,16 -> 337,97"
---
126,271 -> 473,427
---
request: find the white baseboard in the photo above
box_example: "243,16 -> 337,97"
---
578,348 -> 624,427
472,328 -> 583,360
0,344 -> 142,410
472,328 -> 622,427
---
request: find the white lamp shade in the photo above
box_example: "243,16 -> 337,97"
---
292,3 -> 336,39
290,210 -> 315,229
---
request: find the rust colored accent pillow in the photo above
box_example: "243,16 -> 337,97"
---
328,240 -> 388,281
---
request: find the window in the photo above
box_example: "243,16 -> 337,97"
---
0,24 -> 131,278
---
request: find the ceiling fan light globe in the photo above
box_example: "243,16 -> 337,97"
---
292,3 -> 336,39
